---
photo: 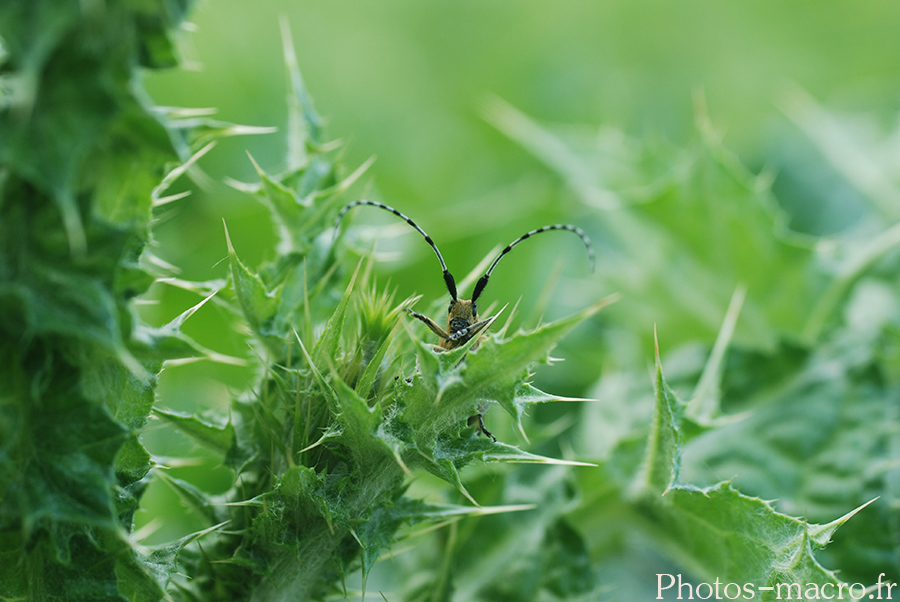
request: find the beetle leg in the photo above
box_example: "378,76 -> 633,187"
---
407,308 -> 451,341
447,317 -> 493,344
467,413 -> 496,442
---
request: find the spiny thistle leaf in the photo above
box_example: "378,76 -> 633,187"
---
685,284 -> 747,425
355,315 -> 404,400
119,522 -> 229,602
630,345 -> 875,593
632,333 -> 683,498
175,223 -> 611,599
403,296 -> 617,446
154,24 -> 610,602
224,223 -> 279,342
280,16 -> 323,167
312,258 -> 362,368
650,483 -> 872,592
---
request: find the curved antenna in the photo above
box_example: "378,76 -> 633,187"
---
333,200 -> 458,300
471,224 -> 594,303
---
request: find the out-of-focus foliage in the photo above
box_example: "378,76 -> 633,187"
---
0,1 -> 199,600
499,100 -> 900,598
141,1 -> 900,299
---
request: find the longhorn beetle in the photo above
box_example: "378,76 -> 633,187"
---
333,200 -> 594,441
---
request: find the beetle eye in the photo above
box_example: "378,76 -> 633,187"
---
448,301 -> 454,314
472,302 -> 477,317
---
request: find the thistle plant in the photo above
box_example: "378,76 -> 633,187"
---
152,29 -> 614,600
4,2 -> 898,601
0,1 -> 202,600
0,3 -> 605,597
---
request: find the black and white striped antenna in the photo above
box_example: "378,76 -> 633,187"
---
333,200 -> 458,300
470,224 -> 594,303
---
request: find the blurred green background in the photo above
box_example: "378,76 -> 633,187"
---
135,0 -> 900,595
144,0 -> 900,279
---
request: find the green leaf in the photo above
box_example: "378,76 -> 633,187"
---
279,17 -> 323,168
685,284 -> 747,425
246,152 -> 311,231
154,471 -> 222,526
413,466 -> 599,602
154,408 -> 235,455
540,518 -> 597,599
0,1 -> 199,599
355,291 -> 411,400
118,522 -> 228,602
224,223 -> 279,341
482,442 -> 595,467
402,296 -> 616,447
312,258 -> 361,368
649,483 -> 875,593
633,338 -> 683,497
679,311 -> 900,582
575,322 -> 884,594
330,377 -> 392,469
